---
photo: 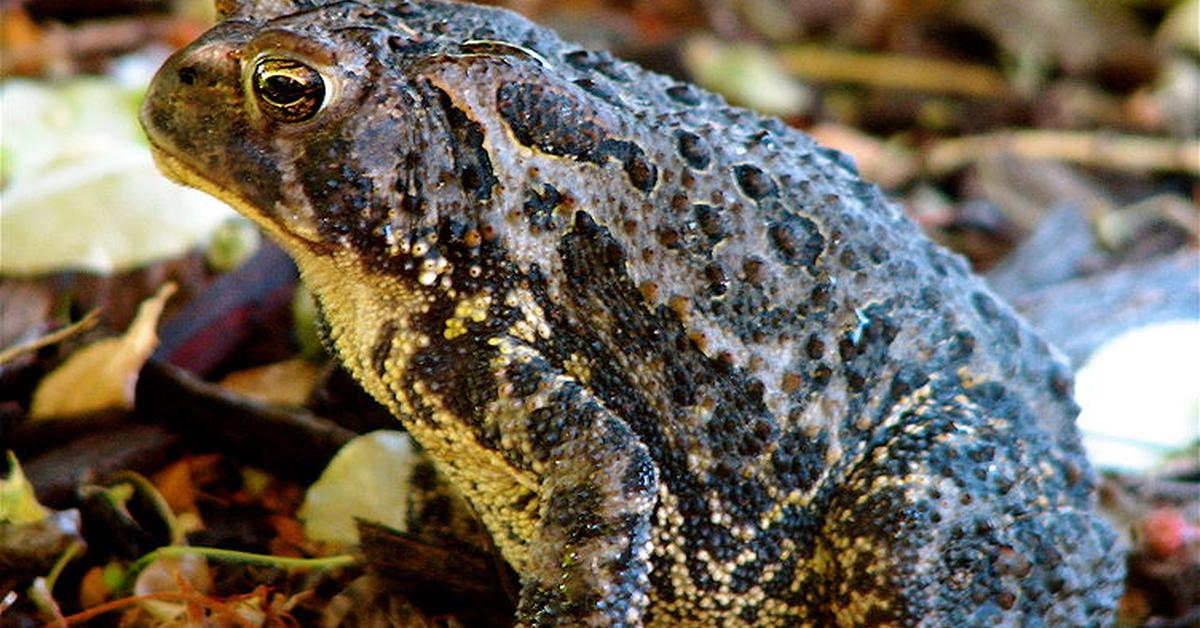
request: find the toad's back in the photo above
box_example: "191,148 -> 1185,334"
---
141,1 -> 1123,624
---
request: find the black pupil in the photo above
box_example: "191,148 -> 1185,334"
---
265,74 -> 309,103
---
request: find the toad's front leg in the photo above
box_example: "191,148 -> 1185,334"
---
492,341 -> 660,627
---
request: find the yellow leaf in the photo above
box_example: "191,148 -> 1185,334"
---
0,451 -> 50,524
30,283 -> 176,418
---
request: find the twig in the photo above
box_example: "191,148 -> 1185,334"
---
926,130 -> 1200,176
0,309 -> 101,367
136,360 -> 357,484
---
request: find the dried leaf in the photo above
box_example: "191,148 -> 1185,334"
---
219,358 -> 322,408
79,564 -> 117,610
151,459 -> 200,521
30,283 -> 176,418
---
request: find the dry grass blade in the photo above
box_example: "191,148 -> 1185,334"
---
777,45 -> 1010,98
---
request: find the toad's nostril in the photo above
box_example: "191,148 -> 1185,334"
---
177,66 -> 198,86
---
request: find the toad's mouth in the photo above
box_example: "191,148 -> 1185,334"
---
147,143 -> 265,223
145,142 -> 323,247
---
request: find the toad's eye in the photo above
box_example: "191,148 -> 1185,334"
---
252,58 -> 325,122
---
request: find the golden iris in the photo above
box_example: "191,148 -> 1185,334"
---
252,58 -> 325,122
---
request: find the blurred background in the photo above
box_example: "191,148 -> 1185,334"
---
2,0 -> 1197,625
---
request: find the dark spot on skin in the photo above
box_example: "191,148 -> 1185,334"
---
769,214 -> 825,270
805,334 -> 825,359
811,364 -> 832,388
669,193 -> 689,214
602,240 -> 626,268
733,164 -> 777,200
868,243 -> 890,265
947,330 -> 976,363
410,460 -> 439,491
971,291 -> 1002,321
679,168 -> 697,189
371,319 -> 397,377
743,257 -> 767,284
809,279 -> 835,309
524,182 -> 562,230
496,83 -> 654,192
396,151 -> 426,216
745,130 -> 774,151
817,144 -> 859,175
562,49 -> 629,82
387,36 -> 436,55
599,139 -> 658,193
572,209 -> 600,235
885,365 -> 930,407
839,247 -> 862,271
421,494 -> 453,527
676,131 -> 710,169
972,291 -> 1021,346
497,82 -> 608,161
657,226 -> 681,248
704,262 -> 729,295
429,85 -> 497,201
918,287 -> 942,309
1048,363 -> 1073,401
845,367 -> 866,391
694,204 -> 726,241
665,83 -> 702,106
573,77 -> 617,102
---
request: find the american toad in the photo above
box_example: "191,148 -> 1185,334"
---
140,1 -> 1123,624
